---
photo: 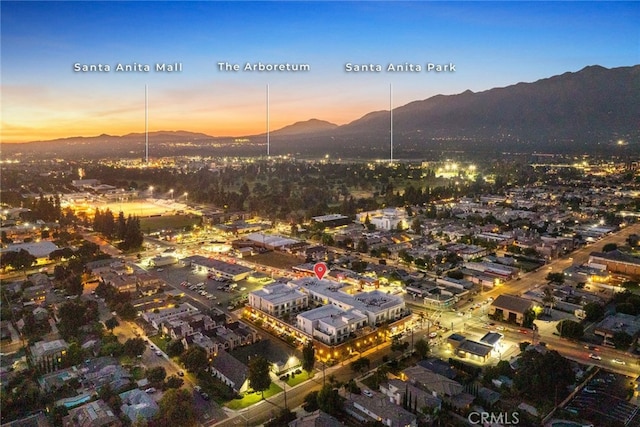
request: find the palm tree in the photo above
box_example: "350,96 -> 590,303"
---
542,286 -> 555,315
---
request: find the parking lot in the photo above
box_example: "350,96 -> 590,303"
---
565,371 -> 640,426
152,263 -> 274,314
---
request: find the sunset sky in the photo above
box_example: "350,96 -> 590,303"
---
2,1 -> 639,143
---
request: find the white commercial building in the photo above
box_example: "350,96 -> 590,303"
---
290,277 -> 406,327
356,208 -> 409,231
248,282 -> 308,317
297,305 -> 367,346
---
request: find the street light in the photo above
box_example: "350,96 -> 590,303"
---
183,192 -> 188,203
169,189 -> 174,200
149,186 -> 154,198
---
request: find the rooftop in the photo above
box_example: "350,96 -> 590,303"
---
457,339 -> 493,357
251,282 -> 306,305
291,277 -> 404,314
491,294 -> 533,314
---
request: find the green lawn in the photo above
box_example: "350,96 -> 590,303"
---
139,215 -> 201,233
286,371 -> 311,387
149,334 -> 170,352
131,366 -> 146,380
225,383 -> 283,410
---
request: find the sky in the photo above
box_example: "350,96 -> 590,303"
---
1,1 -> 639,143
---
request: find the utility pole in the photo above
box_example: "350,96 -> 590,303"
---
283,381 -> 287,410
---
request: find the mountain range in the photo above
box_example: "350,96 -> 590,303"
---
3,64 -> 638,159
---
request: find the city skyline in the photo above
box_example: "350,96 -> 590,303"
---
2,1 -> 639,143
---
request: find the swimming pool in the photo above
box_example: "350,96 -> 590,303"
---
57,393 -> 91,408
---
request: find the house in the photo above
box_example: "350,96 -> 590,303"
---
161,319 -> 193,340
400,365 -> 474,411
401,365 -> 463,397
22,284 -> 48,304
30,339 -> 69,373
345,391 -> 417,427
226,321 -> 260,346
380,378 -> 442,412
63,400 -> 121,427
416,358 -> 456,379
477,386 -> 501,408
288,410 -> 343,427
100,272 -> 137,294
209,350 -> 249,394
135,272 -> 165,295
489,294 -> 533,326
80,357 -> 132,392
594,313 -> 640,343
182,332 -> 216,357
119,389 -> 159,422
38,367 -> 79,392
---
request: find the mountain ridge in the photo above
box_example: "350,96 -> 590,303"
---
3,64 -> 638,158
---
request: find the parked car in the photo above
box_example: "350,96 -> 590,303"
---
145,387 -> 156,393
178,371 -> 185,376
363,390 -> 373,398
155,350 -> 163,356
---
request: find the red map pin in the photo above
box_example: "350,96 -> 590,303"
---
313,262 -> 328,280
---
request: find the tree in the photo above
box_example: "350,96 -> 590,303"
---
317,384 -> 342,415
248,356 -> 271,398
64,341 -> 86,367
104,316 -> 119,332
2,249 -> 37,273
611,331 -> 634,350
602,243 -> 618,252
356,238 -> 368,253
303,391 -> 319,412
350,357 -> 370,374
116,302 -> 137,320
414,338 -> 430,359
157,388 -> 196,427
100,341 -> 124,357
513,349 -> 574,406
180,346 -> 208,374
556,320 -> 584,339
166,339 -> 185,357
546,272 -> 564,285
123,338 -> 146,358
391,338 -> 409,354
302,342 -> 315,376
522,308 -> 537,329
411,217 -> 423,235
583,302 -> 605,322
541,286 -> 555,315
147,366 -> 167,384
164,375 -> 184,390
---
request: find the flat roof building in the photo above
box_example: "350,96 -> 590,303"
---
185,255 -> 253,281
291,277 -> 406,327
489,294 -> 533,326
249,282 -> 308,318
296,305 -> 367,346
